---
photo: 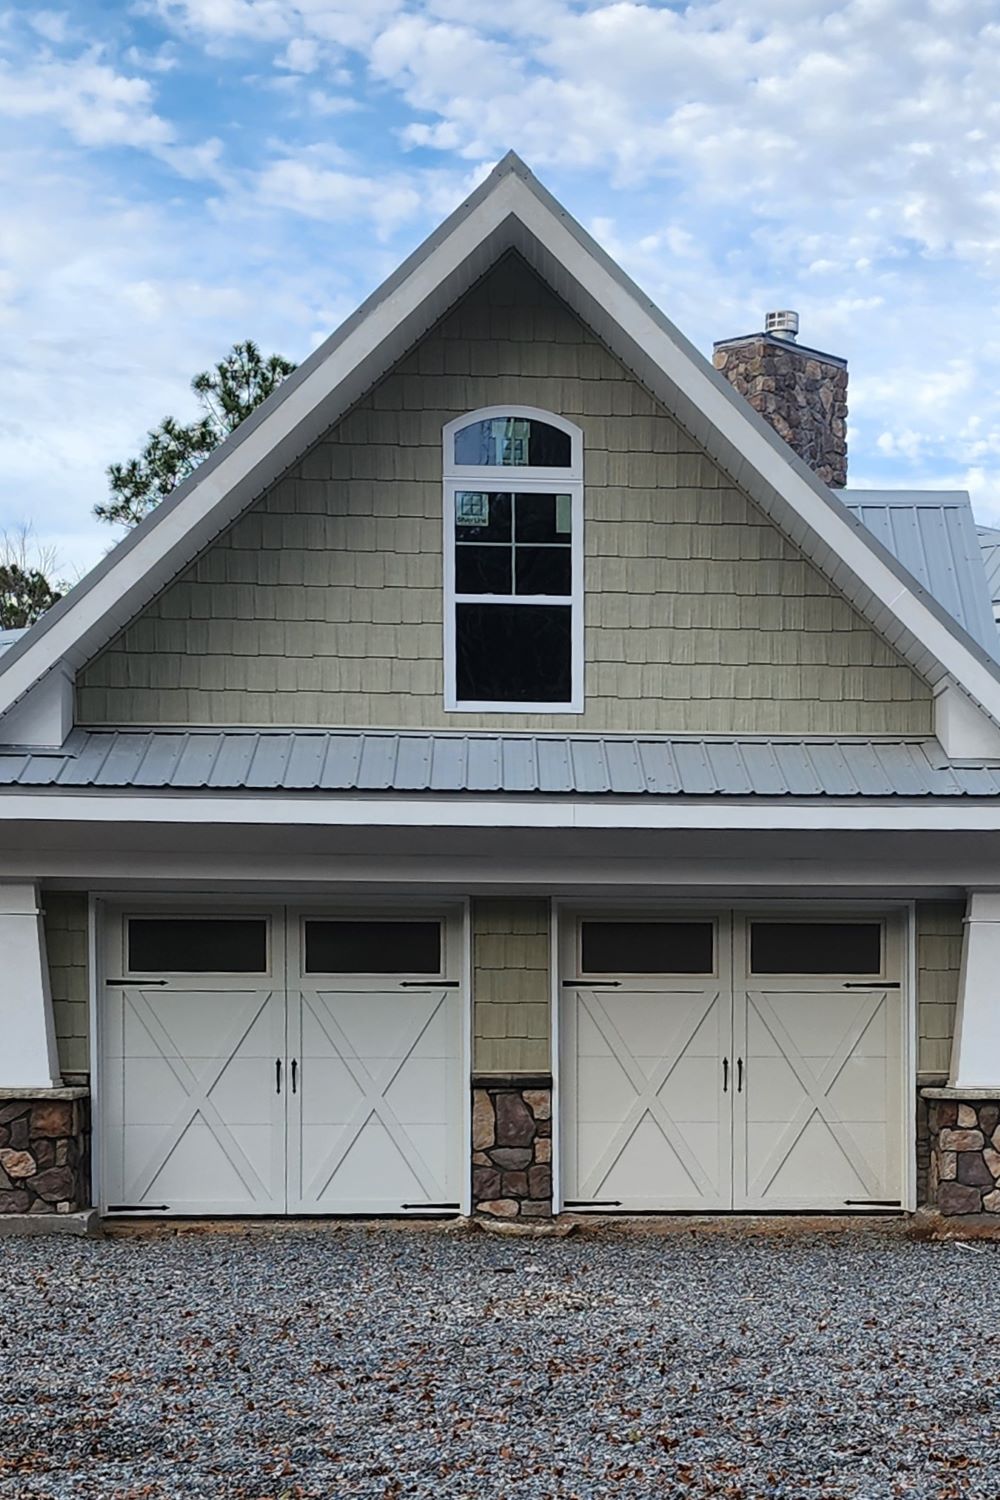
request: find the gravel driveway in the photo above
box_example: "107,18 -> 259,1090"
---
0,1220 -> 996,1498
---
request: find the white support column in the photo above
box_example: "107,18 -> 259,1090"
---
0,882 -> 61,1087
950,892 -> 1000,1088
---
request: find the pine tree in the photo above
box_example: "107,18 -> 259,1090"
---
96,340 -> 297,528
0,529 -> 64,629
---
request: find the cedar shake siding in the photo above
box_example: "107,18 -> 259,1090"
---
76,254 -> 932,734
916,901 -> 964,1077
473,899 -> 550,1076
44,892 -> 89,1077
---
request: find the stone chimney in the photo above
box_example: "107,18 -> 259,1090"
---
712,311 -> 847,487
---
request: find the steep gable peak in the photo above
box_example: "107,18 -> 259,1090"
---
1,153 -> 999,755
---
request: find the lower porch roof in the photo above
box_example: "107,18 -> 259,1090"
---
1,728 -> 1000,799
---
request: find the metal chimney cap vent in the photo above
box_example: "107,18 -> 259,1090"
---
765,310 -> 799,342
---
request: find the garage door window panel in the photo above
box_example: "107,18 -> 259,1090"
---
581,921 -> 715,975
750,922 -> 882,976
127,917 -> 269,974
304,920 -> 442,976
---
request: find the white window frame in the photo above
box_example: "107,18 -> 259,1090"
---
442,405 -> 584,714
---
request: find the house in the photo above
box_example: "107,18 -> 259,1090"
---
3,152 -> 1000,1226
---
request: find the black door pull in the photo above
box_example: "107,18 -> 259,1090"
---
722,1056 -> 729,1092
275,1058 -> 282,1094
737,1057 -> 744,1093
291,1059 -> 298,1094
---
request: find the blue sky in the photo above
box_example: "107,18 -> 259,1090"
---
4,0 -> 1000,579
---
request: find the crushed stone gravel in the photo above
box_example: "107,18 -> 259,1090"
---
0,1221 -> 997,1498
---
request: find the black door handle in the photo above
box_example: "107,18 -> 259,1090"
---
722,1056 -> 729,1092
291,1058 -> 298,1094
275,1058 -> 282,1094
737,1057 -> 744,1093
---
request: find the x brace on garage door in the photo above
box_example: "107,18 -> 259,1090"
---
560,911 -> 904,1213
100,905 -> 466,1216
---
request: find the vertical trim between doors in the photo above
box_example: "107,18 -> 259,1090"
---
550,898 -> 562,1214
461,897 -> 473,1217
903,901 -> 917,1212
88,894 -> 102,1214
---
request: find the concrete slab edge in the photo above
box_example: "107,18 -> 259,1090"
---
908,1206 -> 1000,1240
0,1210 -> 101,1238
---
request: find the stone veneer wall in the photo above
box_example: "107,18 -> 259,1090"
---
471,1083 -> 552,1218
925,1094 -> 1000,1215
0,1091 -> 90,1214
713,334 -> 848,487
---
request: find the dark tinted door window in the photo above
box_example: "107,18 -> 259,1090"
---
750,922 -> 881,975
128,918 -> 268,974
581,921 -> 715,975
305,920 -> 441,975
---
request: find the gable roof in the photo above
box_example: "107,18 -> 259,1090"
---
4,151 -> 1000,738
845,491 -> 998,657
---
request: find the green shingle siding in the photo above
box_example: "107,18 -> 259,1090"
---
916,901 -> 964,1077
44,892 -> 89,1077
473,900 -> 550,1075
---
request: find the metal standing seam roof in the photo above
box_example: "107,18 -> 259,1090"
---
844,492 -> 999,657
977,525 -> 1000,623
3,729 -> 1000,797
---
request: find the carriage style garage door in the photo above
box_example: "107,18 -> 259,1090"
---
562,912 -> 903,1212
101,907 -> 464,1216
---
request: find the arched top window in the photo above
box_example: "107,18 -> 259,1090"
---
443,407 -> 584,713
448,409 -> 581,473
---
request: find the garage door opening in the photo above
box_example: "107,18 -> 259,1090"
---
101,906 -> 466,1217
561,910 -> 904,1213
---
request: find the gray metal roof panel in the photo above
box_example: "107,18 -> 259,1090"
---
4,729 -> 1000,798
845,491 -> 998,656
978,526 -> 1000,617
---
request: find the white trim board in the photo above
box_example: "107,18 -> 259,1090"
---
9,791 -> 1000,831
1,156 -> 1000,744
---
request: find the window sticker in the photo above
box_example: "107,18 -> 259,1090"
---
456,491 -> 489,527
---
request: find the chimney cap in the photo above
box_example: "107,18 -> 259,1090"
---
765,309 -> 799,342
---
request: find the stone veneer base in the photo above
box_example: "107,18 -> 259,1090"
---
922,1089 -> 1000,1216
0,1087 -> 91,1215
471,1077 -> 552,1219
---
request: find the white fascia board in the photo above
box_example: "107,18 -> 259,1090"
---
0,176 -> 523,723
7,791 -> 1000,832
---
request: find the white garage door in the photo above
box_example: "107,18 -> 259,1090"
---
101,907 -> 465,1216
562,912 -> 903,1212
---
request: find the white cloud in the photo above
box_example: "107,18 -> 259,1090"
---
0,49 -> 173,149
275,37 -> 320,72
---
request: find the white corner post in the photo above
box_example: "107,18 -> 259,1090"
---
0,882 -> 61,1087
950,892 -> 1000,1088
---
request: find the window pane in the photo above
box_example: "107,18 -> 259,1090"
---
456,602 -> 572,703
455,545 -> 512,595
128,918 -> 267,974
305,920 -> 441,974
581,921 -> 714,974
455,491 -> 511,543
515,493 -> 573,543
454,417 -> 572,467
750,922 -> 881,975
515,546 -> 571,596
